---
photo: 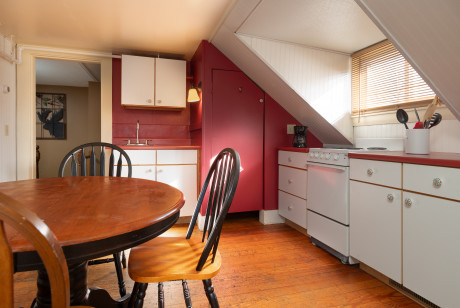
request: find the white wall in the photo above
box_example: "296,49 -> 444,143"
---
354,119 -> 460,153
238,34 -> 353,142
0,56 -> 16,182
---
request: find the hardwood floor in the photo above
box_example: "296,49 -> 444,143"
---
14,213 -> 421,307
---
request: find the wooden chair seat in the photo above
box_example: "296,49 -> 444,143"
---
128,235 -> 222,283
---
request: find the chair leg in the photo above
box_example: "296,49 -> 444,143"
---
182,280 -> 193,308
132,283 -> 148,308
113,252 -> 126,297
203,279 -> 219,308
129,282 -> 140,308
121,250 -> 127,268
158,282 -> 165,308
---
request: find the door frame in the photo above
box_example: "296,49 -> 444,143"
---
16,46 -> 113,180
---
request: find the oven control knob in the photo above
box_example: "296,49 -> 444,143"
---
325,153 -> 331,160
333,154 -> 340,161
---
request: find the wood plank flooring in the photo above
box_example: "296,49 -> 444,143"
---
14,213 -> 421,307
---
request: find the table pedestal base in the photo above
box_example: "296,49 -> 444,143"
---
34,261 -> 131,308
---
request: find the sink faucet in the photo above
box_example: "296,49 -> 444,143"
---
136,120 -> 140,144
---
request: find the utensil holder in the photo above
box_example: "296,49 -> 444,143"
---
405,129 -> 430,154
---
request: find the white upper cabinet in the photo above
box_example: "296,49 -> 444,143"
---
121,55 -> 186,109
155,58 -> 186,108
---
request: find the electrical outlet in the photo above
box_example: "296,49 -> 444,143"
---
287,124 -> 296,134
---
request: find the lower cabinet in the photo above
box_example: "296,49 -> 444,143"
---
351,158 -> 460,307
277,150 -> 307,228
403,192 -> 460,308
120,149 -> 198,217
350,181 -> 401,283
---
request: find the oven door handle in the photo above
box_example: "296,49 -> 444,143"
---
307,161 -> 348,171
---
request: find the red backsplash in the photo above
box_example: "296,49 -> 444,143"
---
112,58 -> 192,146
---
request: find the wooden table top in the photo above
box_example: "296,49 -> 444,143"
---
0,177 -> 184,269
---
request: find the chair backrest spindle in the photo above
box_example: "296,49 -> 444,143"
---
99,146 -> 106,176
80,148 -> 86,176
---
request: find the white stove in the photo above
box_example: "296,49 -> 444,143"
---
307,148 -> 364,166
306,147 -> 367,264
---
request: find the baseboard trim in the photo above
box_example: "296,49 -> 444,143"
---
259,210 -> 285,225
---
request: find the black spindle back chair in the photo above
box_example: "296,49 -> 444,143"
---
58,142 -> 132,298
128,148 -> 240,308
58,142 -> 132,178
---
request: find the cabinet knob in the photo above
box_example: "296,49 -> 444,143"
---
404,198 -> 413,207
433,178 -> 442,187
367,168 -> 374,176
156,100 -> 162,104
288,206 -> 293,210
288,157 -> 292,162
387,194 -> 394,202
157,169 -> 163,173
288,179 -> 293,184
147,99 -> 153,104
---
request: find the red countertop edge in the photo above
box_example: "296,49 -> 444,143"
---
120,145 -> 201,150
278,147 -> 309,153
349,151 -> 460,168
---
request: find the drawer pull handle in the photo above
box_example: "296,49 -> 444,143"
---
433,178 -> 442,187
288,206 -> 293,210
404,198 -> 413,207
367,168 -> 374,176
288,179 -> 293,184
387,194 -> 394,202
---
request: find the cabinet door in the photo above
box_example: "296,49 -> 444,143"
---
350,181 -> 402,282
403,192 -> 460,307
211,70 -> 264,213
121,55 -> 155,107
156,165 -> 198,217
155,58 -> 186,108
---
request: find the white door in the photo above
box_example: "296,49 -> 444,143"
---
307,163 -> 349,224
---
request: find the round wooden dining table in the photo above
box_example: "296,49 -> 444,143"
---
0,176 -> 184,308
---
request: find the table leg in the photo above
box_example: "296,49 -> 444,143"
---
34,261 -> 131,308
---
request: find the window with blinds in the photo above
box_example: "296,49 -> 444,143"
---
351,40 -> 435,116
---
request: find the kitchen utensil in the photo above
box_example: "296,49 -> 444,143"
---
429,113 -> 442,128
422,96 -> 441,122
414,122 -> 423,129
414,107 -> 420,121
396,109 -> 409,129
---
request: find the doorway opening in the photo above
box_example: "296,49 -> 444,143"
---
35,58 -> 101,178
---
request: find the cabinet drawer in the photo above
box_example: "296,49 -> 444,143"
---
278,166 -> 307,198
120,165 -> 155,180
123,150 -> 156,165
157,150 -> 197,165
350,159 -> 401,188
403,164 -> 460,201
278,191 -> 307,228
278,151 -> 307,170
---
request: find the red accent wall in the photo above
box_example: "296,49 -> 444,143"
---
112,58 -> 192,146
190,41 -> 323,212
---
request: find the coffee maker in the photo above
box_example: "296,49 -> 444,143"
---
293,126 -> 307,148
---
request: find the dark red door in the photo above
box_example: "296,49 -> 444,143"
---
211,69 -> 264,212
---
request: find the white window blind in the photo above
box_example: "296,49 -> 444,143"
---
352,40 -> 435,116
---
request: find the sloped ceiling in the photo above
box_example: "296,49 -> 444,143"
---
355,0 -> 460,122
210,0 -> 384,145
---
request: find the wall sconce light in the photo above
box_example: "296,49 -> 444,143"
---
187,81 -> 201,103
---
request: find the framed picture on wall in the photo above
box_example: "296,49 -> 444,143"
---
36,92 -> 67,139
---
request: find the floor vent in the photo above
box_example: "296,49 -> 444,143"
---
389,280 -> 440,308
